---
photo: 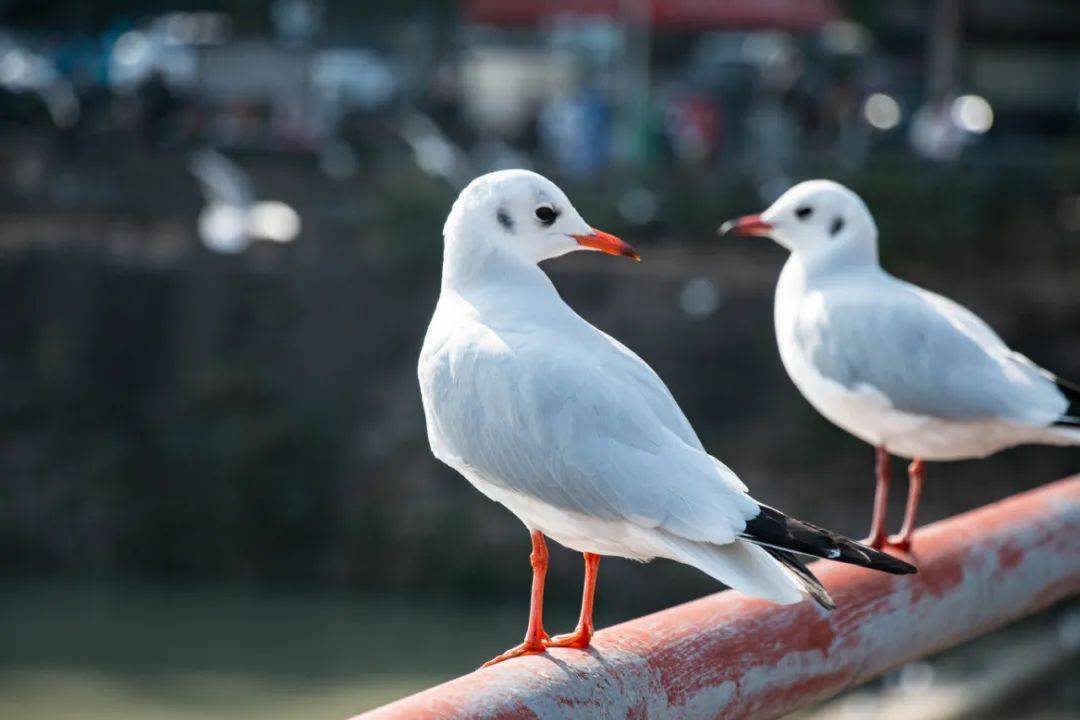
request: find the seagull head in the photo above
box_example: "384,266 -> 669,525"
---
719,180 -> 878,265
443,169 -> 639,268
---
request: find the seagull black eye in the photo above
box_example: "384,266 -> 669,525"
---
795,206 -> 813,220
535,205 -> 558,225
830,216 -> 845,236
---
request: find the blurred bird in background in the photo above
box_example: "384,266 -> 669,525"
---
189,147 -> 301,253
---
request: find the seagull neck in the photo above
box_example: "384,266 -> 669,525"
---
798,240 -> 880,281
441,238 -> 553,296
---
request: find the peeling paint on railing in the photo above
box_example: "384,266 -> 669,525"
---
353,476 -> 1080,720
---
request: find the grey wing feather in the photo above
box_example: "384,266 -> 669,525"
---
797,280 -> 1064,425
423,326 -> 757,545
596,330 -> 707,452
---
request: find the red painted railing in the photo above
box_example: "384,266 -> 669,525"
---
353,476 -> 1080,720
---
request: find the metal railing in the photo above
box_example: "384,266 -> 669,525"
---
353,476 -> 1080,720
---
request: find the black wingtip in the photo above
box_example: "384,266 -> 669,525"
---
857,543 -> 918,575
763,547 -> 836,610
1052,375 -> 1080,427
743,505 -> 917,575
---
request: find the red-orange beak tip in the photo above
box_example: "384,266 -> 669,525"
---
719,214 -> 773,238
573,229 -> 640,261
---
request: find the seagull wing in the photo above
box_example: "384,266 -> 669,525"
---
593,329 -> 708,452
796,277 -> 1067,426
188,147 -> 256,208
422,320 -> 758,546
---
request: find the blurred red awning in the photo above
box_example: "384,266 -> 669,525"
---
461,0 -> 838,32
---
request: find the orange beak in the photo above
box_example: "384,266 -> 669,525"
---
718,214 -> 773,237
572,229 -> 640,261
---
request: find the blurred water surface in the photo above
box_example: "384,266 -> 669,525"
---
0,578 -> 577,719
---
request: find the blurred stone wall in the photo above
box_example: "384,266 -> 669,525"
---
1,144 -> 1077,614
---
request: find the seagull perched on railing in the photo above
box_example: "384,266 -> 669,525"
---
419,170 -> 915,667
721,180 -> 1080,551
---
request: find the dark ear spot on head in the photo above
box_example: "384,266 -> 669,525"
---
830,216 -> 845,236
497,207 -> 515,233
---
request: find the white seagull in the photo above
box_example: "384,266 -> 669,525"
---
721,180 -> 1080,551
419,170 -> 914,667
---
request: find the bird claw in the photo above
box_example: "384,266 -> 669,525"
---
543,627 -> 592,649
481,634 -> 549,667
863,533 -> 887,551
886,535 -> 912,553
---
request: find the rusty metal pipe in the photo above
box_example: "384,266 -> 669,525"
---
353,476 -> 1080,720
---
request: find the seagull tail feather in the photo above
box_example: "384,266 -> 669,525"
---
659,534 -> 806,606
761,546 -> 835,610
1052,374 -> 1080,429
740,505 -> 917,575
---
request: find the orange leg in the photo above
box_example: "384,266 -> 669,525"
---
482,531 -> 550,667
889,458 -> 924,552
545,553 -> 601,649
865,445 -> 891,550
